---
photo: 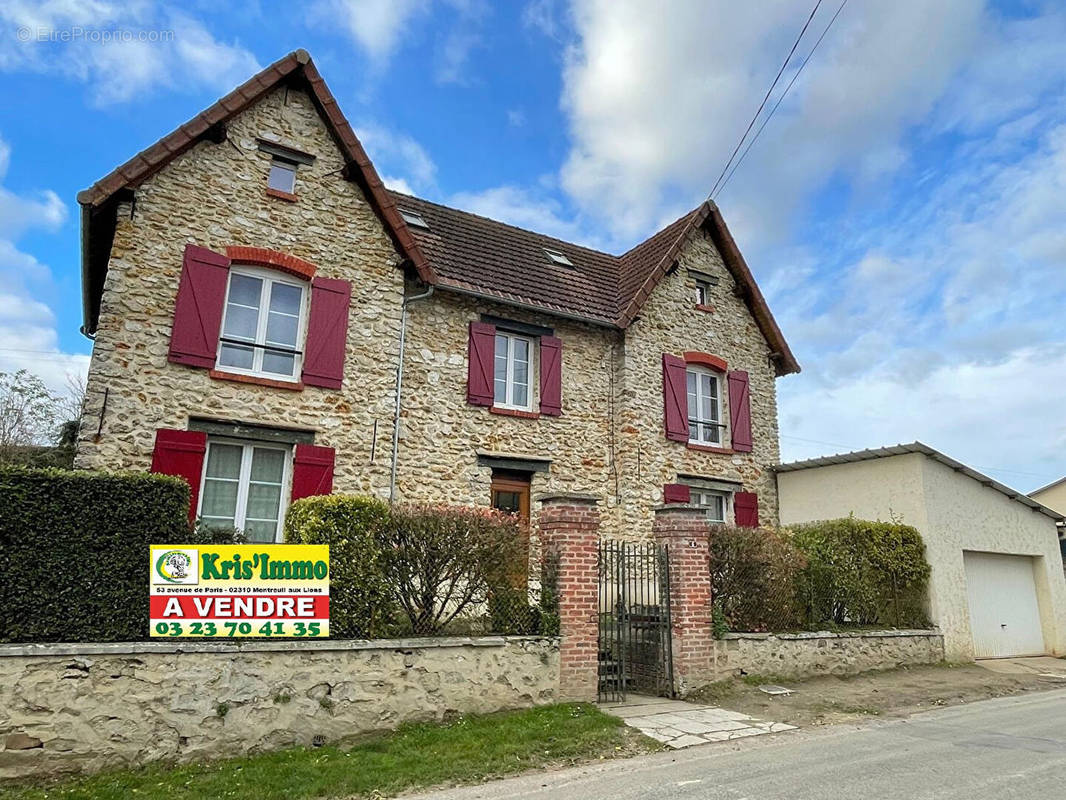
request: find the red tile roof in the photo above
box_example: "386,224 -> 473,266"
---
78,50 -> 799,376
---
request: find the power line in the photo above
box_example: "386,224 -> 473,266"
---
707,0 -> 824,199
715,0 -> 848,199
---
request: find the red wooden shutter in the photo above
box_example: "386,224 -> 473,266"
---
663,483 -> 691,504
727,370 -> 753,452
539,335 -> 563,416
291,444 -> 335,501
734,492 -> 759,527
150,429 -> 208,523
467,321 -> 496,406
168,244 -> 230,369
662,354 -> 689,442
302,278 -> 351,389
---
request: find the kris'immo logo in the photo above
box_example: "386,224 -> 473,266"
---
153,549 -> 199,585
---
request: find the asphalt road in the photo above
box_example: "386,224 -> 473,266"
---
409,689 -> 1066,800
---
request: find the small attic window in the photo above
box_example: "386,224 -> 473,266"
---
400,209 -> 429,229
267,157 -> 297,194
543,248 -> 574,266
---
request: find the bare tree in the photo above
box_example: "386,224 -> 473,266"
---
0,370 -> 61,463
56,372 -> 87,448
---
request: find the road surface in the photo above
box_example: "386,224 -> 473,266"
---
410,689 -> 1066,800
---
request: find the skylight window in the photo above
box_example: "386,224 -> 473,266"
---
543,248 -> 574,266
400,209 -> 429,229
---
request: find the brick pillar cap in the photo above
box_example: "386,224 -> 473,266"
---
536,492 -> 601,506
653,503 -> 708,515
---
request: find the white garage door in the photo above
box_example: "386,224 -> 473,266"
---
963,551 -> 1046,658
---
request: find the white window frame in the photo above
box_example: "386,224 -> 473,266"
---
267,157 -> 297,194
216,265 -> 308,383
694,278 -> 711,306
687,365 -> 727,446
689,488 -> 730,524
493,331 -> 536,411
197,438 -> 292,543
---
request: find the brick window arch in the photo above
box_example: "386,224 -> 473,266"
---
683,351 -> 727,372
225,246 -> 316,280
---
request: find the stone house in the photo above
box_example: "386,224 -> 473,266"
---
75,50 -> 799,543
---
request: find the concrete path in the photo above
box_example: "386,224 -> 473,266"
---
408,689 -> 1066,800
599,694 -> 796,749
977,656 -> 1066,678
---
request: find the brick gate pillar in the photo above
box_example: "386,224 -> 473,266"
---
537,493 -> 601,702
653,504 -> 713,696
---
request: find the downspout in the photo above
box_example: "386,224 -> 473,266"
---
390,284 -> 435,503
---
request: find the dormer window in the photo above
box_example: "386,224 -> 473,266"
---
267,157 -> 297,194
400,209 -> 429,229
544,248 -> 573,266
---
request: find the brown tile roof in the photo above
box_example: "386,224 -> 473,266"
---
78,49 -> 799,376
390,192 -> 799,375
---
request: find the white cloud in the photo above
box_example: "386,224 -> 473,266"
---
309,0 -> 428,65
0,2 -> 260,105
507,108 -> 526,128
778,346 -> 1066,493
434,0 -> 488,85
0,135 -> 88,395
356,123 -> 439,193
447,183 -> 604,249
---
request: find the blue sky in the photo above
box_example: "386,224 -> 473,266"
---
0,0 -> 1064,491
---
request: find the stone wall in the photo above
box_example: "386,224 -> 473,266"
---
711,629 -> 945,680
75,85 -> 406,499
0,636 -> 560,781
615,230 -> 784,534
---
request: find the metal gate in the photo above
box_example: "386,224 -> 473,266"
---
598,539 -> 674,702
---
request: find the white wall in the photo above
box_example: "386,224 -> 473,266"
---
920,457 -> 1066,660
778,453 -> 1066,661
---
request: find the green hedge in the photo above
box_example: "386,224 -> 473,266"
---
284,494 -> 394,638
0,466 -> 192,643
791,517 -> 931,629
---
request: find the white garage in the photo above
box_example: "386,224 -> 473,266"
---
777,443 -> 1066,662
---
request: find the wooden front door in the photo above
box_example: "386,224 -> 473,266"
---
490,473 -> 530,524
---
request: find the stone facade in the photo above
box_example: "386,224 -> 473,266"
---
76,82 -> 786,539
711,629 -> 945,680
0,637 -> 559,781
76,85 -> 406,499
616,233 -> 782,532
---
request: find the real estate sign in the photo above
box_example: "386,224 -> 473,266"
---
149,545 -> 329,637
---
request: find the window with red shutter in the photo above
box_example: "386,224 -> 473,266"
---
727,370 -> 752,452
539,335 -> 562,416
302,277 -> 351,389
662,354 -> 689,442
734,491 -> 759,527
291,444 -> 335,501
168,245 -> 231,369
467,321 -> 496,406
150,429 -> 208,523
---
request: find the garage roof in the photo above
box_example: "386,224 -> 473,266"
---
776,442 -> 1065,522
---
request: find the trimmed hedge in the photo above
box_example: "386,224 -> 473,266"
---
0,466 -> 191,643
284,494 -> 394,638
791,517 -> 931,629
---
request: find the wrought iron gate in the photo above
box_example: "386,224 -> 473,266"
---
598,539 -> 674,702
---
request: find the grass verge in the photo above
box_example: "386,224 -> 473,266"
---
0,704 -> 654,800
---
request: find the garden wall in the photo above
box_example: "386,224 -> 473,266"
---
0,636 -> 560,781
711,629 -> 944,680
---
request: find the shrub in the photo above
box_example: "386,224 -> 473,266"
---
284,494 -> 395,638
0,465 -> 190,642
709,525 -> 807,633
791,517 -> 931,628
382,504 -> 527,635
